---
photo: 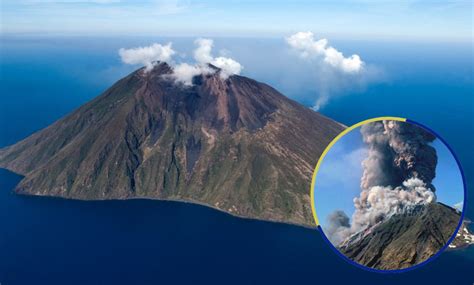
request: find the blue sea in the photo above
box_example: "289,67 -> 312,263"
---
0,36 -> 473,284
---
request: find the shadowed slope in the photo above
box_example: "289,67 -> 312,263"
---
339,203 -> 460,270
0,63 -> 344,226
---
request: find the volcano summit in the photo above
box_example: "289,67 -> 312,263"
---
0,63 -> 344,226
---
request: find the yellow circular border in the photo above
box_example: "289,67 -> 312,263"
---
310,116 -> 407,226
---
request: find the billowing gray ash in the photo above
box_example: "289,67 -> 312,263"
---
360,120 -> 437,191
325,120 -> 438,245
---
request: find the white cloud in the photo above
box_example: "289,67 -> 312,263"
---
153,0 -> 188,15
20,0 -> 121,3
285,31 -> 382,111
212,57 -> 242,79
21,0 -> 189,11
453,201 -> 463,211
119,42 -> 175,71
286,31 -> 363,73
171,63 -> 213,86
171,38 -> 243,85
193,38 -> 243,79
118,38 -> 242,86
194,38 -> 214,64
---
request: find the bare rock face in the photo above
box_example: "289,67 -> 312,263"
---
339,202 -> 460,270
0,63 -> 344,226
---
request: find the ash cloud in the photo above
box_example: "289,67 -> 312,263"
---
350,177 -> 436,235
325,120 -> 438,245
325,210 -> 351,245
360,120 -> 437,191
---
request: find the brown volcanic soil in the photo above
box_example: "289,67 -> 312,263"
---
0,63 -> 344,226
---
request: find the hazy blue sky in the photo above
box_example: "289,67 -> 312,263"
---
1,0 -> 472,41
314,123 -> 465,228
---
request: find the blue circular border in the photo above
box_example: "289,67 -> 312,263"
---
315,118 -> 468,274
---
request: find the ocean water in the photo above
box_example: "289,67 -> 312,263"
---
0,36 -> 473,284
0,169 -> 473,284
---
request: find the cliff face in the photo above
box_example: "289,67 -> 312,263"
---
0,63 -> 344,226
338,202 -> 460,270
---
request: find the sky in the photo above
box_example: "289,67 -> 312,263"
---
0,0 -> 472,41
314,123 -> 465,228
314,128 -> 366,225
0,0 -> 472,222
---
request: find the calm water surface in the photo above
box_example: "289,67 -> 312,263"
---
0,37 -> 472,284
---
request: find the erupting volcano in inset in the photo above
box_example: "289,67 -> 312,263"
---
316,119 -> 464,271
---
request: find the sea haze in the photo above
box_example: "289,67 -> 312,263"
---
0,36 -> 472,284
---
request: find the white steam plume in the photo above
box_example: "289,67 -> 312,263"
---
193,38 -> 243,79
119,43 -> 175,71
171,63 -> 213,86
453,201 -> 463,211
286,32 -> 363,73
119,39 -> 243,85
171,38 -> 242,84
194,38 -> 214,63
286,31 -> 382,111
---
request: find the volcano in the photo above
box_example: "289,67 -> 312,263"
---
0,63 -> 344,226
338,202 -> 461,270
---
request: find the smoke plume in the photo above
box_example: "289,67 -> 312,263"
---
325,120 -> 438,245
171,63 -> 214,86
285,31 -> 382,111
192,38 -> 243,79
325,210 -> 352,245
360,120 -> 437,191
119,38 -> 242,85
119,43 -> 175,71
171,38 -> 242,84
286,31 -> 363,73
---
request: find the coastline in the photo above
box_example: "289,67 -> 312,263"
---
1,167 -> 316,230
1,167 -> 471,246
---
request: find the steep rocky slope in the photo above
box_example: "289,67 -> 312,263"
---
0,63 -> 344,226
339,202 -> 460,270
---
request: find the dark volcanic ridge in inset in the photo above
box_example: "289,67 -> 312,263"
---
338,202 -> 461,270
322,119 -> 466,270
0,62 -> 344,227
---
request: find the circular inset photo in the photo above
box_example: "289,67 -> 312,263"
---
311,117 -> 465,272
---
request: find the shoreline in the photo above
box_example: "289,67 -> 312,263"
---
2,167 -> 472,246
0,167 -> 316,230
18,192 -> 317,230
